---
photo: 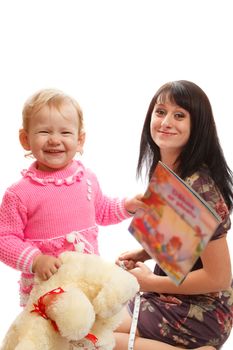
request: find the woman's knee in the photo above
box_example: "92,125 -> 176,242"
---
115,308 -> 132,333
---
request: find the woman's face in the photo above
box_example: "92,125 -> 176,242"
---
150,99 -> 191,160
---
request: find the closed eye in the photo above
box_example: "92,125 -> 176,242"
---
38,130 -> 49,134
61,131 -> 73,135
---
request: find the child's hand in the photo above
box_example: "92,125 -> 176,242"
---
116,248 -> 151,270
124,194 -> 146,214
32,254 -> 62,280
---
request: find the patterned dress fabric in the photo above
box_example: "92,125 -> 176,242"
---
129,168 -> 233,349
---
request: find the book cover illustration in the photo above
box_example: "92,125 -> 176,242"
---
128,161 -> 221,285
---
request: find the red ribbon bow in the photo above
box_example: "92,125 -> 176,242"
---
30,287 -> 98,345
31,287 -> 65,332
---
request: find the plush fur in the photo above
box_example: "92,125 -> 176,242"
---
1,251 -> 139,350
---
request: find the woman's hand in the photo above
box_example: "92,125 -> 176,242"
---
32,254 -> 62,280
130,262 -> 155,292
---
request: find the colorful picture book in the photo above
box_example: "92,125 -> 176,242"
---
128,161 -> 221,285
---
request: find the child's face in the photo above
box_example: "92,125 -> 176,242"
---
20,102 -> 85,171
150,99 -> 191,161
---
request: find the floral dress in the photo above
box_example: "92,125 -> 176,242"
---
128,168 -> 233,349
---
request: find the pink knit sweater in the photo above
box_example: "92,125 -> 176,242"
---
0,160 -> 130,305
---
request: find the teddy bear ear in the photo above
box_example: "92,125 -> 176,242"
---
46,288 -> 95,341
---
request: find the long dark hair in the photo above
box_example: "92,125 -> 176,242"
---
137,80 -> 233,210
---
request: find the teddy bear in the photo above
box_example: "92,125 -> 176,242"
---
0,251 -> 139,350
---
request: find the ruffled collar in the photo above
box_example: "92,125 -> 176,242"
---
21,160 -> 84,186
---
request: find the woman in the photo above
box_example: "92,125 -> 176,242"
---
114,80 -> 233,350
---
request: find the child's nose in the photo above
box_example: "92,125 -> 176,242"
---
48,134 -> 61,144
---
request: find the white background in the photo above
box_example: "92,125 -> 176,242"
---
0,0 -> 232,347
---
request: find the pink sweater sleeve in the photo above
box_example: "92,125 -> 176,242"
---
93,174 -> 131,225
0,190 -> 41,273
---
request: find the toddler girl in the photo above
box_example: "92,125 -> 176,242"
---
0,88 -> 143,306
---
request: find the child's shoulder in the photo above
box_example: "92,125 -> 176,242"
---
5,174 -> 31,198
79,161 -> 98,180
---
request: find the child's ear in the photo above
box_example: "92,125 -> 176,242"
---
77,131 -> 86,153
19,129 -> 31,151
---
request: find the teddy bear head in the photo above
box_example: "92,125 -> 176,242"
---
1,251 -> 139,350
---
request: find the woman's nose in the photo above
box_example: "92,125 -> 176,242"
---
161,114 -> 172,127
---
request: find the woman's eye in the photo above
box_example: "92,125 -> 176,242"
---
175,113 -> 185,120
155,108 -> 166,117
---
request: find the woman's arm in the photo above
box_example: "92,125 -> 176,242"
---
129,236 -> 232,294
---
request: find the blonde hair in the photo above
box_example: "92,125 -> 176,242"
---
22,88 -> 84,133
